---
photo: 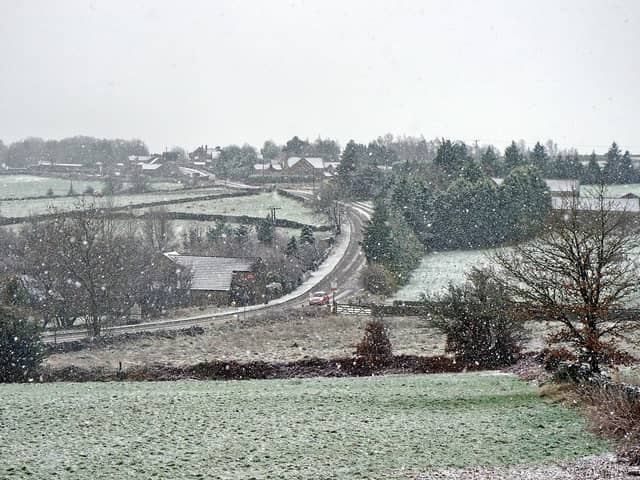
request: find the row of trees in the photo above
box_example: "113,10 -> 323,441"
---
1,136 -> 149,170
1,203 -> 191,336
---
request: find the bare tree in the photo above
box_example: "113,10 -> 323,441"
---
22,201 -> 140,336
142,207 -> 175,252
491,185 -> 640,373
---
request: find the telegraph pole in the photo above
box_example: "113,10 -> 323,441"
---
268,206 -> 281,223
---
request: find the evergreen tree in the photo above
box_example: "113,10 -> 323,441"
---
286,236 -> 298,257
299,225 -> 315,245
67,182 -> 75,196
434,139 -> 469,176
480,146 -> 499,176
256,216 -> 274,244
361,202 -> 394,265
530,142 -> 548,173
498,166 -> 551,242
234,224 -> 250,245
584,152 -> 602,184
620,150 -> 635,183
503,141 -> 524,173
603,142 -> 622,183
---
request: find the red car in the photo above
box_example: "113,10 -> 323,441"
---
309,291 -> 330,306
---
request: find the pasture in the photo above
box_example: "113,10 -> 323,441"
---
0,374 -> 610,479
0,186 -> 229,218
391,248 -> 502,301
147,191 -> 328,226
0,175 -> 105,200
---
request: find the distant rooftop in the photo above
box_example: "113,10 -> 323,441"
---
551,196 -> 640,213
164,253 -> 256,291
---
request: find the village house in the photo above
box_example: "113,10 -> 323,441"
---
164,253 -> 262,306
491,177 -> 580,197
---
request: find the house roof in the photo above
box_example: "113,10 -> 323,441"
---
551,196 -> 640,213
491,177 -> 579,193
141,163 -> 162,170
128,155 -> 153,163
545,179 -> 580,192
164,254 -> 256,291
178,166 -> 211,178
286,157 -> 325,169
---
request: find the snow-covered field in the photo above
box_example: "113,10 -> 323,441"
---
149,191 -> 328,226
0,186 -> 228,218
0,175 -> 105,200
0,373 -> 609,479
392,247 -> 504,301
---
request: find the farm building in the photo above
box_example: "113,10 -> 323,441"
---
551,196 -> 640,213
164,253 -> 262,306
491,177 -> 580,196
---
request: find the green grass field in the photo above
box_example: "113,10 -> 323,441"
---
0,374 -> 609,479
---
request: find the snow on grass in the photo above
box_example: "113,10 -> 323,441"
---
0,373 -> 610,479
392,247 -> 503,301
156,191 -> 328,226
0,175 -> 105,200
0,186 -> 227,218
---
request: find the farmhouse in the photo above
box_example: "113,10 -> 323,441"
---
164,253 -> 261,305
286,156 -> 325,176
551,196 -> 640,213
491,177 -> 580,196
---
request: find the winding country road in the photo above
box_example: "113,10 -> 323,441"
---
42,187 -> 373,343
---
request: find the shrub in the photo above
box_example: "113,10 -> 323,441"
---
362,264 -> 397,295
0,306 -> 43,383
355,320 -> 392,368
541,347 -> 577,372
577,382 -> 640,465
426,267 -> 526,368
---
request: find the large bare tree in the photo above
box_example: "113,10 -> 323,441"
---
491,186 -> 640,373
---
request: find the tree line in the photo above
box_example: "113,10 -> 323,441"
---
0,136 -> 148,170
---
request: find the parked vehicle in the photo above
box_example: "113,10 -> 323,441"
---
308,291 -> 330,306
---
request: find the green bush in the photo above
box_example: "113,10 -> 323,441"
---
362,264 -> 397,295
426,268 -> 526,368
0,307 -> 43,383
355,320 -> 392,368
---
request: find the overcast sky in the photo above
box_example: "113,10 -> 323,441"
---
1,0 -> 639,153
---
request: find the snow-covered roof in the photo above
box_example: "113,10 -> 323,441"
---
491,177 -> 579,193
286,157 -> 325,169
164,254 -> 256,291
128,155 -> 153,163
141,163 -> 162,171
254,164 -> 270,171
179,166 -> 211,178
551,196 -> 640,213
305,157 -> 325,169
545,179 -> 580,192
287,157 -> 302,168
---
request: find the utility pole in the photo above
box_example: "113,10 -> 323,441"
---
268,206 -> 281,223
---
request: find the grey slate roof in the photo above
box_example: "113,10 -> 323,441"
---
552,196 -> 640,213
165,254 -> 255,291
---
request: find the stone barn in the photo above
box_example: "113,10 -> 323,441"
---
164,253 -> 261,306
